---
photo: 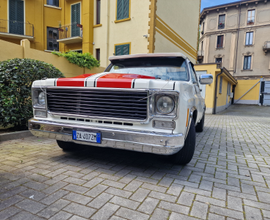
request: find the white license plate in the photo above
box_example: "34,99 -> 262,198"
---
72,130 -> 101,143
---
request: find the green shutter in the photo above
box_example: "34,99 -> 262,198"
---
117,0 -> 129,20
115,44 -> 130,56
71,3 -> 80,37
9,0 -> 24,35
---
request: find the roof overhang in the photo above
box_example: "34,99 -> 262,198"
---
0,32 -> 34,41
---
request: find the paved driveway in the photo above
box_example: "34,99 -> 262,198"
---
0,105 -> 270,220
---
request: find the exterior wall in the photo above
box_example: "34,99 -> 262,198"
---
154,0 -> 201,63
0,0 -> 61,51
199,0 -> 270,78
93,0 -> 150,67
0,39 -> 105,77
234,79 -> 261,104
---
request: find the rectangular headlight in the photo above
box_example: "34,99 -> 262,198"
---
32,89 -> 46,109
34,110 -> 47,118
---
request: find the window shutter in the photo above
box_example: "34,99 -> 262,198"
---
9,0 -> 24,35
71,3 -> 81,37
117,0 -> 129,20
122,44 -> 129,55
115,44 -> 130,56
115,45 -> 122,56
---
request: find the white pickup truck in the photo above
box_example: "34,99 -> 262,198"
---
29,53 -> 213,165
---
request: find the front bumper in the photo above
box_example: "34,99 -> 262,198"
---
28,119 -> 184,155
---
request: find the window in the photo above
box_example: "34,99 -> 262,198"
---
218,14 -> 225,29
189,63 -> 198,83
47,0 -> 59,7
115,43 -> 130,56
96,0 -> 101,25
219,76 -> 223,94
96,48 -> 100,61
47,27 -> 59,51
217,35 -> 224,48
9,0 -> 24,35
227,83 -> 231,96
216,58 -> 222,64
245,32 -> 253,45
116,0 -> 130,21
71,3 -> 81,37
201,22 -> 205,35
247,10 -> 255,25
243,56 -> 252,70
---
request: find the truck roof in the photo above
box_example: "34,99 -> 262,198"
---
109,53 -> 188,61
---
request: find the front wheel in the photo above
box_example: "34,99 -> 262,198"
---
195,112 -> 205,132
170,120 -> 196,165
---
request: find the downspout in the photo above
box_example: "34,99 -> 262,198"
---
234,3 -> 241,74
213,68 -> 224,114
106,0 -> 110,66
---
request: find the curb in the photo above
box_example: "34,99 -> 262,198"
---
0,130 -> 33,142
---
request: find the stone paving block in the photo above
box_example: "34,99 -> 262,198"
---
190,201 -> 208,219
124,180 -> 142,192
130,188 -> 150,202
244,206 -> 263,220
0,206 -> 21,220
20,189 -> 47,201
63,192 -> 92,205
210,205 -> 244,219
15,199 -> 46,214
208,213 -> 225,220
149,208 -> 170,220
91,203 -> 119,220
110,196 -> 140,210
0,195 -> 24,211
69,215 -> 88,220
88,192 -> 113,209
137,197 -> 159,214
83,177 -> 104,188
196,195 -> 225,207
141,182 -> 167,193
212,187 -> 227,200
159,201 -> 189,215
105,187 -> 132,198
37,199 -> 70,219
85,184 -> 108,198
183,186 -> 211,197
10,211 -> 45,220
169,212 -> 198,220
149,191 -> 177,203
40,189 -> 69,205
102,180 -> 126,189
177,191 -> 195,206
110,216 -> 126,220
63,202 -> 96,218
116,207 -> 149,220
227,196 -> 243,212
49,211 -> 72,220
42,181 -> 68,194
63,184 -> 89,194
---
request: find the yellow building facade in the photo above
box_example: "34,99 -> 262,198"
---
0,0 -> 201,68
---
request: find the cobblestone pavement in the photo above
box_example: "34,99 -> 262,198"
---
0,105 -> 270,220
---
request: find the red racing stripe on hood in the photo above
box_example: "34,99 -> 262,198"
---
96,73 -> 155,88
56,73 -> 97,87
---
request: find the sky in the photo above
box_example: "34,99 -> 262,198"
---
201,0 -> 237,11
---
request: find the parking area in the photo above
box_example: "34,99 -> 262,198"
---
0,105 -> 270,220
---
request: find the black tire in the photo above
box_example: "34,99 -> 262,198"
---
195,113 -> 205,132
170,120 -> 196,165
56,140 -> 79,152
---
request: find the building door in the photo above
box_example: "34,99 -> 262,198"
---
195,71 -> 207,99
47,27 -> 59,51
9,0 -> 24,35
71,3 -> 81,37
261,81 -> 270,106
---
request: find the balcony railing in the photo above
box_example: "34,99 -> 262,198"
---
218,23 -> 225,29
263,41 -> 270,54
197,50 -> 204,57
0,19 -> 34,39
247,20 -> 254,25
58,23 -> 82,39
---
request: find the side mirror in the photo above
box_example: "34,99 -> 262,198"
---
199,74 -> 213,85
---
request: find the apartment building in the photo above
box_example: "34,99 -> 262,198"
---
0,0 -> 201,67
198,0 -> 270,80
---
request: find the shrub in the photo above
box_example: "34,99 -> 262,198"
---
52,51 -> 100,69
0,58 -> 64,129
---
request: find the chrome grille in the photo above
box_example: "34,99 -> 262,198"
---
46,88 -> 148,120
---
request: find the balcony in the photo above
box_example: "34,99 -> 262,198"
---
263,41 -> 270,54
197,50 -> 204,63
247,20 -> 254,25
0,19 -> 34,40
57,23 -> 82,44
218,23 -> 225,29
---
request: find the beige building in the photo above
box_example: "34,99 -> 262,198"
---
198,0 -> 270,80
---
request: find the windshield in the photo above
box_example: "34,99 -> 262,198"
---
107,57 -> 189,81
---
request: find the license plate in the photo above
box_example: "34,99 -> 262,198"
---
72,130 -> 101,143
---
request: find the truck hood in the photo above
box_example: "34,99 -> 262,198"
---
34,73 -> 175,90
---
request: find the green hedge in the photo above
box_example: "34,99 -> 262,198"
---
0,58 -> 64,129
52,51 -> 100,69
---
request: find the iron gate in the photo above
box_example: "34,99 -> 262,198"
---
260,81 -> 270,106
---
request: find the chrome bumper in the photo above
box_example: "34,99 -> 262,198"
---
28,119 -> 184,155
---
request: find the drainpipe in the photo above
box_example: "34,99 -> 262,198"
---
213,68 -> 224,114
106,0 -> 110,66
234,3 -> 241,74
